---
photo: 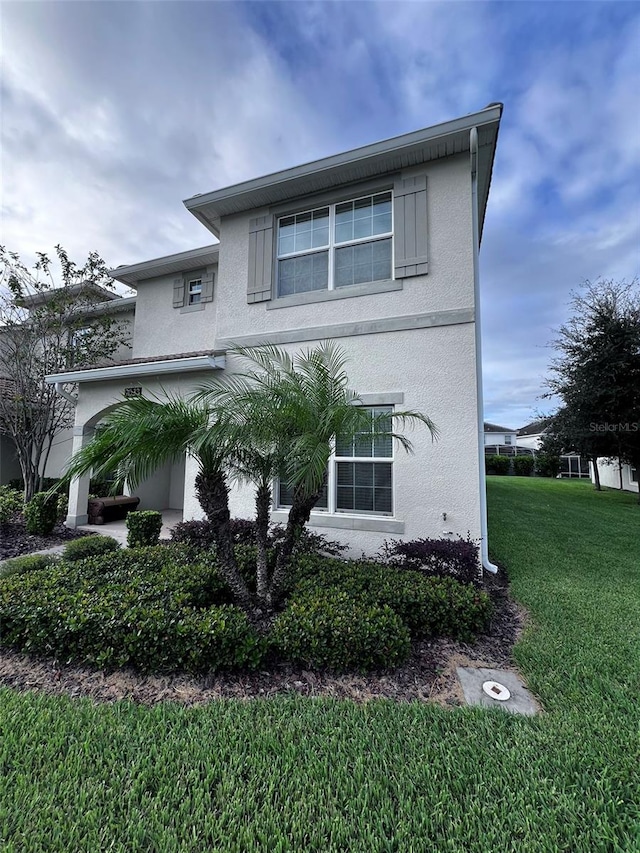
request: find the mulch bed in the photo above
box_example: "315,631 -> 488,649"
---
0,518 -> 93,561
0,569 -> 528,707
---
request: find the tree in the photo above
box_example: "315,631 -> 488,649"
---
0,246 -> 130,500
62,342 -> 437,614
546,279 -> 640,499
60,395 -> 253,609
197,342 -> 438,607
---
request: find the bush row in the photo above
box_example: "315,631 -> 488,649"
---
0,543 -> 492,675
0,548 -> 262,673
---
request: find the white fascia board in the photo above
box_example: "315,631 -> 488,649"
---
45,354 -> 226,385
108,245 -> 220,287
184,104 -> 503,216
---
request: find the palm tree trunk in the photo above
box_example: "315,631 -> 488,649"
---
254,481 -> 271,603
268,486 -> 320,607
195,468 -> 251,609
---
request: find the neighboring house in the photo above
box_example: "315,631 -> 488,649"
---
592,458 -> 639,493
484,422 -> 517,453
0,287 -> 135,485
516,417 -> 589,478
516,418 -> 551,452
46,104 -> 503,562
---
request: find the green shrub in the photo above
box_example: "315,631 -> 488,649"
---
485,454 -> 510,475
126,510 -> 162,547
535,452 -> 561,477
56,493 -> 69,523
513,456 -> 535,476
0,547 -> 262,673
63,535 -> 121,562
273,589 -> 411,672
24,492 -> 58,535
0,553 -> 59,579
0,487 -> 23,524
292,557 -> 492,641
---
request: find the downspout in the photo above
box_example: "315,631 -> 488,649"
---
53,382 -> 77,405
470,126 -> 498,574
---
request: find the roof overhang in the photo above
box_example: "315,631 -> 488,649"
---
45,353 -> 226,385
184,104 -> 503,239
108,245 -> 219,288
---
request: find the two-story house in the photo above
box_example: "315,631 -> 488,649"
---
484,422 -> 518,454
46,104 -> 503,568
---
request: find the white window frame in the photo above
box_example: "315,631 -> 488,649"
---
187,276 -> 203,305
275,406 -> 395,517
631,466 -> 638,483
504,434 -> 513,445
276,191 -> 393,298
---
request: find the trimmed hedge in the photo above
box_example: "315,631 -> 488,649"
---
292,557 -> 492,641
126,510 -> 162,548
63,535 -> 121,562
485,454 -> 510,475
24,492 -> 58,535
513,456 -> 535,476
0,548 -> 263,672
0,553 -> 59,579
273,589 -> 411,672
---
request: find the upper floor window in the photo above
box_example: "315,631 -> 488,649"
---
631,466 -> 638,483
276,192 -> 393,298
187,276 -> 202,305
504,434 -> 512,445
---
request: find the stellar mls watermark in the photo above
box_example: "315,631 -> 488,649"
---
590,422 -> 639,432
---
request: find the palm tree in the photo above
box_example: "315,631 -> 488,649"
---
198,342 -> 438,607
60,395 -> 252,609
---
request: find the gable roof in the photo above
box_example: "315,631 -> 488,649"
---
484,421 -> 517,433
184,104 -> 503,239
517,418 -> 552,437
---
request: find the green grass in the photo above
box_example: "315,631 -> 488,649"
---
1,478 -> 639,852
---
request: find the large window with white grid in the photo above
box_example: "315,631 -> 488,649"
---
276,192 -> 393,298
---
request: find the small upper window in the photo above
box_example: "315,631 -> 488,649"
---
504,435 -> 513,445
187,277 -> 202,305
631,467 -> 638,483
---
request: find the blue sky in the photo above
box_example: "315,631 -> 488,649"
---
2,1 -> 639,428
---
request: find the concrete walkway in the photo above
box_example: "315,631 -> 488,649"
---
1,510 -> 183,564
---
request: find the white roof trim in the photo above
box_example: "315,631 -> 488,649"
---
45,354 -> 226,385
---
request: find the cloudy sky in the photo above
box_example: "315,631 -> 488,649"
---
2,1 -> 639,428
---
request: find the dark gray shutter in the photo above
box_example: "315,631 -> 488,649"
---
393,175 -> 428,278
201,271 -> 214,303
247,215 -> 273,303
173,276 -> 185,308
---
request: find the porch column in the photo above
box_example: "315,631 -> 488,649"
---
65,425 -> 94,527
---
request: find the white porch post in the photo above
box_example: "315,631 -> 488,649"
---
65,425 -> 94,527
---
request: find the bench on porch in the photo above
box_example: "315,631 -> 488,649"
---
87,496 -> 140,525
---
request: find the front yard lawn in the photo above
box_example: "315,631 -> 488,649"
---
1,478 -> 638,852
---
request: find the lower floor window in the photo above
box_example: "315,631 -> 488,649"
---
276,406 -> 394,516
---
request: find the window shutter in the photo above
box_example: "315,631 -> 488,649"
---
247,216 -> 273,303
201,271 -> 214,303
173,277 -> 185,308
393,175 -> 428,278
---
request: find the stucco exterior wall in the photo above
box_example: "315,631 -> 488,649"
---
181,323 -> 482,555
131,268 -> 218,359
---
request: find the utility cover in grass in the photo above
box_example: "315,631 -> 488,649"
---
457,667 -> 540,715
